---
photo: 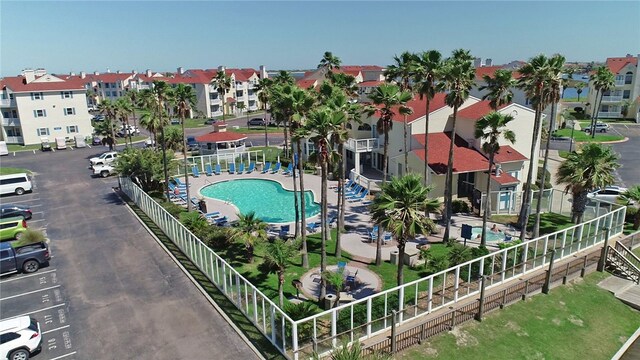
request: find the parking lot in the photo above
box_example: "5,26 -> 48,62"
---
1,145 -> 258,359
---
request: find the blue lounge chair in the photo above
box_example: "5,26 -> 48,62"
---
174,177 -> 189,188
346,184 -> 362,196
334,178 -> 354,192
346,270 -> 358,287
348,189 -> 369,202
383,232 -> 392,244
261,162 -> 271,174
279,224 -> 290,238
192,166 -> 201,178
237,163 -> 245,174
190,197 -> 200,208
271,162 -> 281,174
369,225 -> 379,242
306,222 -> 319,233
282,163 -> 293,176
205,164 -> 213,176
337,261 -> 347,272
229,163 -> 236,174
247,162 -> 255,174
201,211 -> 221,218
214,164 -> 221,175
168,183 -> 185,194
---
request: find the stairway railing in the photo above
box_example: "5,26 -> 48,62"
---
607,246 -> 640,284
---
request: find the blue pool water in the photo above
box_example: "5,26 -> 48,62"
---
200,179 -> 320,223
471,227 -> 506,242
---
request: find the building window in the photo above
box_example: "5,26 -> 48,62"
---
8,93 -> 13,100
37,128 -> 50,136
34,109 -> 47,117
2,111 -> 7,118
30,92 -> 44,100
625,72 -> 633,85
623,90 -> 631,99
358,124 -> 372,131
61,91 -> 73,99
64,107 -> 75,115
119,91 -> 123,97
7,128 -> 21,136
112,91 -> 118,97
66,125 -> 78,133
105,83 -> 110,88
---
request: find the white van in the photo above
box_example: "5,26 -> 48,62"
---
55,137 -> 67,150
0,173 -> 33,195
0,141 -> 8,156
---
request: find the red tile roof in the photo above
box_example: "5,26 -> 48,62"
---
226,68 -> 258,82
358,80 -> 384,87
413,132 -> 489,175
458,100 -> 510,120
195,131 -> 247,143
606,55 -> 638,74
494,145 -> 527,163
333,69 -> 361,77
0,75 -> 86,92
341,65 -> 384,71
490,171 -> 519,185
88,72 -> 134,83
297,79 -> 318,89
382,93 -> 448,123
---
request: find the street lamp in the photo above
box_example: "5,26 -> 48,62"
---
569,119 -> 576,153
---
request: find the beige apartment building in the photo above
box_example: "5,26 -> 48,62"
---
586,54 -> 640,122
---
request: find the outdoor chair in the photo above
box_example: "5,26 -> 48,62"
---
334,178 -> 353,192
201,211 -> 221,219
383,232 -> 392,244
369,225 -> 379,242
192,165 -> 201,178
306,222 -> 319,233
214,164 -> 221,175
345,184 -> 362,196
347,189 -> 369,202
205,164 -> 213,176
174,177 -> 189,188
229,163 -> 236,174
261,162 -> 271,174
247,162 -> 255,174
282,163 -> 293,176
337,261 -> 347,273
271,162 -> 281,174
346,270 -> 358,287
237,163 -> 245,174
279,225 -> 290,239
168,183 -> 185,194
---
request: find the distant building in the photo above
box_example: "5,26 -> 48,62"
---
586,54 -> 640,122
1,69 -> 92,145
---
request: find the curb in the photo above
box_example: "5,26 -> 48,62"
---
115,188 -> 265,360
574,137 -> 629,145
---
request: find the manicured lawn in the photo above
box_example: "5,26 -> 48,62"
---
167,118 -> 210,129
400,272 -> 640,360
489,213 -> 574,236
228,126 -> 283,134
554,128 -> 624,143
250,146 -> 285,163
0,167 -> 30,175
6,144 -> 41,152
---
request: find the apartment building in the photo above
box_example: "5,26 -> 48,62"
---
586,54 -> 640,122
294,65 -> 385,101
0,69 -> 92,145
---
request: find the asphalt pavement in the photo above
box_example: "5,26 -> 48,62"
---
0,146 -> 258,359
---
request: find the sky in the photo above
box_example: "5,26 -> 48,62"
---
1,1 -> 639,77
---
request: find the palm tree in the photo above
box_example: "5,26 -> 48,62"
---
475,112 -> 516,245
306,107 -> 345,298
233,211 -> 268,263
271,72 -> 296,157
151,80 -> 174,199
369,84 -> 413,266
438,49 -> 475,242
533,54 -> 565,238
515,54 -> 552,242
370,174 -> 439,285
174,84 -> 197,211
126,89 -> 141,139
589,66 -> 615,138
263,239 -> 300,307
413,50 -> 443,186
98,99 -> 117,146
556,143 -> 619,223
479,69 -> 516,109
115,97 -> 134,147
318,51 -> 341,73
385,51 -> 417,174
212,70 -> 232,122
575,82 -> 586,102
255,78 -> 274,146
622,185 -> 640,230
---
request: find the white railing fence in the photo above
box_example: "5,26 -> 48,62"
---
291,204 -> 626,358
175,150 -> 266,175
120,177 -> 297,358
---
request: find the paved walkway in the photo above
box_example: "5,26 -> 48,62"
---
298,264 -> 382,302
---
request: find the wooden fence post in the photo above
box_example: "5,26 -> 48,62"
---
562,263 -> 570,284
500,289 -> 507,309
597,228 -> 611,272
391,311 -> 397,354
449,308 -> 457,329
522,279 -> 529,301
542,250 -> 556,294
475,276 -> 487,322
580,255 -> 588,277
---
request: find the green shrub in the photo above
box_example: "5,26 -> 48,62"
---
11,229 -> 46,247
162,201 -> 187,219
452,200 -> 470,214
625,206 -> 637,224
536,167 -> 552,190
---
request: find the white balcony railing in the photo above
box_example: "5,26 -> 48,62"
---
0,99 -> 13,107
5,136 -> 23,144
345,138 -> 379,152
598,111 -> 622,118
1,118 -> 20,127
601,95 -> 623,102
615,80 -> 625,86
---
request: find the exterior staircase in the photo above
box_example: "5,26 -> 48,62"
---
602,242 -> 640,310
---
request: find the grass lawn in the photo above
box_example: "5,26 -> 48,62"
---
250,146 -> 285,163
558,150 -> 571,159
489,213 -> 574,236
554,128 -> 624,143
228,126 -> 283,134
6,144 -> 41,152
400,272 -> 640,360
0,167 -> 30,175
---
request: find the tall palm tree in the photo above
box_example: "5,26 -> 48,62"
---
151,80 -> 174,199
318,51 -> 341,73
413,50 -> 443,186
533,54 -> 565,238
98,99 -> 117,145
622,185 -> 640,230
271,72 -> 296,157
126,89 -> 141,139
263,239 -> 299,307
575,82 -> 586,102
438,49 -> 475,242
232,211 -> 268,263
556,143 -> 619,223
174,84 -> 197,211
515,54 -> 552,242
385,51 -> 417,174
475,112 -> 516,245
255,78 -> 274,146
369,84 -> 413,266
212,70 -> 232,122
306,106 -> 345,299
589,66 -> 615,138
479,69 -> 515,110
370,174 -> 439,285
115,97 -> 134,147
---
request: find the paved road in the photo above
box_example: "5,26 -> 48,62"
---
1,147 -> 258,359
610,123 -> 640,188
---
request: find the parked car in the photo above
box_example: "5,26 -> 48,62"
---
187,136 -> 198,151
0,241 -> 50,274
117,125 -> 140,137
0,217 -> 27,241
0,141 -> 8,156
40,137 -> 52,151
0,205 -> 32,220
92,136 -> 103,146
89,151 -> 118,166
90,163 -> 117,178
584,122 -> 610,133
0,316 -> 42,360
204,118 -> 218,125
170,118 -> 181,125
247,118 -> 266,127
144,138 -> 155,148
587,186 -> 628,204
92,114 -> 105,121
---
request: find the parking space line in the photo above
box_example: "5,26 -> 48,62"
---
42,325 -> 70,334
29,219 -> 46,223
0,269 -> 57,283
1,303 -> 66,320
5,198 -> 41,204
49,351 -> 77,360
0,285 -> 60,301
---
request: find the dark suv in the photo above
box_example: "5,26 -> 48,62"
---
247,118 -> 266,127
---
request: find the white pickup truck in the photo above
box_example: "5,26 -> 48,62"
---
89,151 -> 118,166
90,163 -> 116,178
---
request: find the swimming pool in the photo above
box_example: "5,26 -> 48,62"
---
471,226 -> 506,242
200,179 -> 320,223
